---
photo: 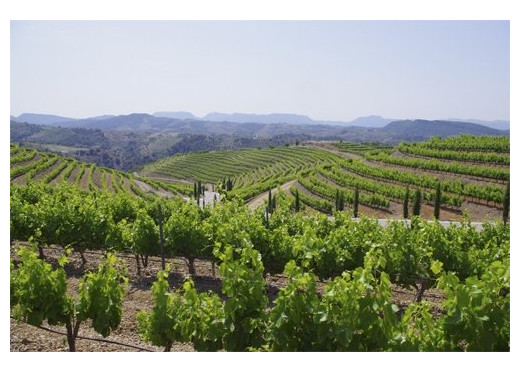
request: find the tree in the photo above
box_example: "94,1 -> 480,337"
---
226,178 -> 233,191
335,189 -> 344,212
503,180 -> 510,225
403,187 -> 410,219
353,187 -> 359,218
294,189 -> 300,212
268,189 -> 272,213
412,189 -> 422,217
434,182 -> 442,220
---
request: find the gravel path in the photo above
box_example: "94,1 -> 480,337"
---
247,180 -> 298,210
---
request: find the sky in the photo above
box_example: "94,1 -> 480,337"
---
10,20 -> 510,122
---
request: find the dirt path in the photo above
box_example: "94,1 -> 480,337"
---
135,172 -> 194,184
133,179 -> 174,198
303,142 -> 363,160
247,180 -> 298,210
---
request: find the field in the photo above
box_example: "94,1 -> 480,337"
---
10,144 -> 192,199
10,244 -> 447,352
9,135 -> 510,352
140,136 -> 509,222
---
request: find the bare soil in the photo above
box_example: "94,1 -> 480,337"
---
32,160 -> 64,182
247,180 -> 298,210
10,154 -> 43,170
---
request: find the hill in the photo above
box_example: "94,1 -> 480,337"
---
12,113 -> 508,139
14,113 -> 76,125
140,135 -> 508,222
9,144 -> 191,198
380,120 -> 507,141
11,116 -> 509,173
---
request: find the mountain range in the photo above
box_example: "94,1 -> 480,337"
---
11,112 -> 510,131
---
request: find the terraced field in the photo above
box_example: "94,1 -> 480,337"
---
140,137 -> 509,221
10,144 -> 191,199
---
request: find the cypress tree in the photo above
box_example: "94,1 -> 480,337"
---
412,189 -> 422,217
194,182 -> 197,198
503,180 -> 510,225
403,187 -> 410,219
353,186 -> 359,218
268,189 -> 272,213
295,189 -> 300,212
434,182 -> 442,220
338,191 -> 344,212
272,195 -> 276,211
335,189 -> 340,211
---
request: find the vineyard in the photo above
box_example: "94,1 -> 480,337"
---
141,136 -> 509,222
10,135 -> 510,352
10,183 -> 510,351
10,144 -> 192,199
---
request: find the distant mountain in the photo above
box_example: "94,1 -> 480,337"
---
87,115 -> 115,121
12,113 -> 115,126
57,113 -> 177,131
201,112 -> 395,127
381,120 -> 507,142
202,112 -> 316,125
446,118 -> 510,131
11,118 -> 509,172
15,113 -> 76,125
323,115 -> 394,128
153,111 -> 198,120
11,112 -> 508,142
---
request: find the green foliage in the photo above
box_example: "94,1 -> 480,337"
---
218,246 -> 268,351
137,268 -> 184,351
11,245 -> 72,326
316,268 -> 398,351
503,181 -> 509,224
174,279 -> 225,351
267,261 -> 320,351
403,186 -> 409,219
294,188 -> 300,212
399,139 -> 509,165
125,208 -> 160,257
437,260 -> 510,351
77,253 -> 128,337
163,200 -> 209,258
394,301 -> 446,351
11,247 -> 128,351
353,186 -> 359,218
412,189 -> 421,217
434,182 -> 442,220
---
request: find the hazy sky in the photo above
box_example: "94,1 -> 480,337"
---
10,20 -> 510,121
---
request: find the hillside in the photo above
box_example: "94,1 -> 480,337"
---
10,135 -> 511,353
9,144 -> 191,198
11,115 -> 509,174
381,120 -> 507,140
141,136 -> 509,222
11,113 -> 508,140
11,120 -> 312,171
